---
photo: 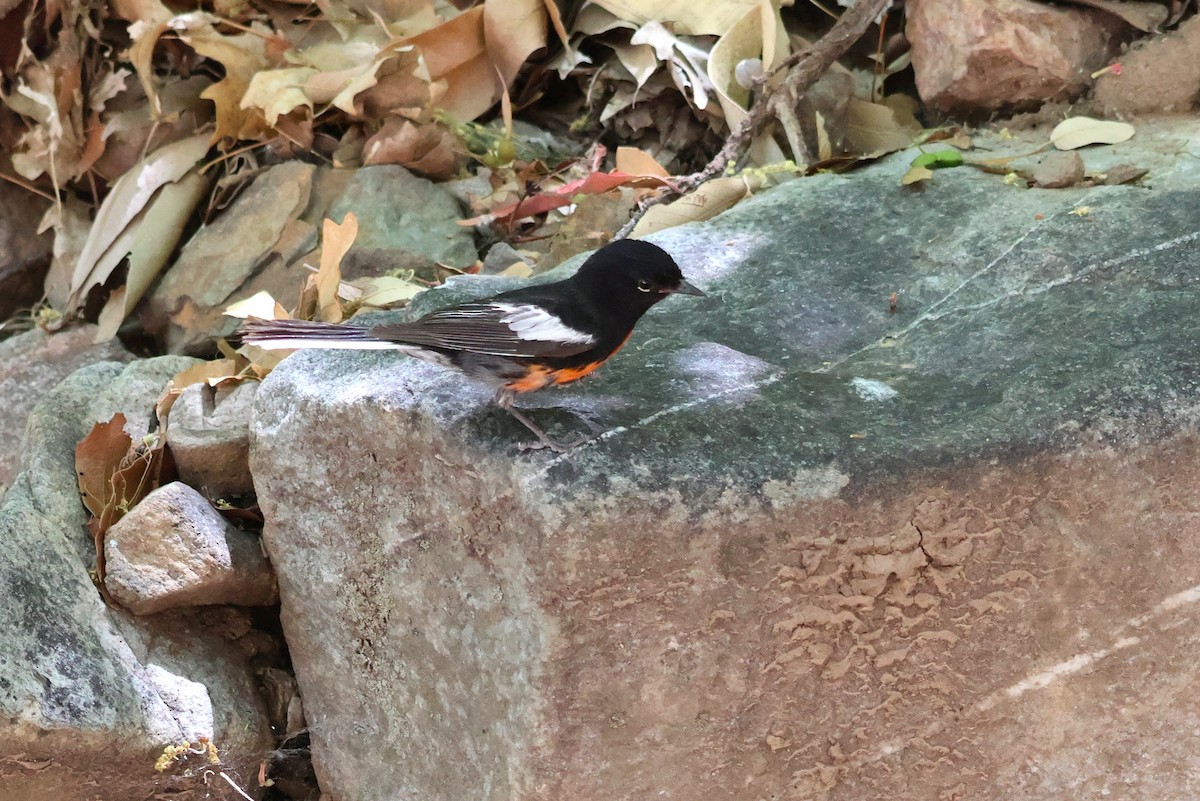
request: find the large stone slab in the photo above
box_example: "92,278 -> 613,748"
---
0,358 -> 274,800
250,128 -> 1200,800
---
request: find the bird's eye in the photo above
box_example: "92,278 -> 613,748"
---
636,279 -> 653,292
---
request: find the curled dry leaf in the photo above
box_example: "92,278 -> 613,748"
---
76,412 -> 176,598
707,2 -> 789,165
350,275 -> 427,308
1050,116 -> 1135,151
93,168 -> 216,342
316,213 -> 359,323
363,118 -> 468,179
64,133 -> 211,315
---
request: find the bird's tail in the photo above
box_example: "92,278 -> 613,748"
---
239,319 -> 404,351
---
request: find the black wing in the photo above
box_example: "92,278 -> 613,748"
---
368,301 -> 598,358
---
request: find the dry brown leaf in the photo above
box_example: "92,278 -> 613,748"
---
317,213 -> 359,323
842,97 -> 921,156
615,146 -> 669,176
125,11 -> 174,116
402,7 -> 499,121
76,412 -> 176,599
363,118 -> 467,179
93,169 -> 215,342
76,414 -> 133,519
357,45 -> 439,120
6,58 -> 89,184
170,358 -> 243,390
173,13 -> 275,142
484,0 -> 548,87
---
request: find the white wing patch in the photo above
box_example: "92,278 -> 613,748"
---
493,303 -> 595,345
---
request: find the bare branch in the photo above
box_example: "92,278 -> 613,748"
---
615,0 -> 893,240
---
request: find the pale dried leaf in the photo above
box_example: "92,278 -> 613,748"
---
590,0 -> 760,35
94,286 -> 128,343
608,43 -> 658,87
706,3 -> 789,165
630,21 -> 714,110
1050,116 -> 1135,151
901,165 -> 934,186
89,67 -> 132,113
41,197 -> 93,310
240,67 -> 315,125
353,275 -> 426,307
631,174 -> 760,237
171,358 -> 242,389
224,290 -> 289,320
110,0 -> 171,22
65,134 -> 210,310
127,170 -> 211,309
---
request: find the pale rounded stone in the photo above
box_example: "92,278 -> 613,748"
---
104,481 -> 277,615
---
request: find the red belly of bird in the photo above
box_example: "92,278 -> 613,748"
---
505,332 -> 633,393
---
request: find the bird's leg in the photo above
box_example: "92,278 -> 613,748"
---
493,390 -> 581,454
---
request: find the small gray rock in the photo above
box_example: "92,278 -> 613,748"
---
329,165 -> 478,274
105,481 -> 277,615
168,380 -> 259,497
1033,150 -> 1086,188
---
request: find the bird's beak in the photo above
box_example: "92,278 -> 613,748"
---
671,279 -> 705,297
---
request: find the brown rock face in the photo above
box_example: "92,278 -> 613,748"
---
907,0 -> 1125,113
1094,14 -> 1200,117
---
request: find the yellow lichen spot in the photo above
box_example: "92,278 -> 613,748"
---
154,741 -> 191,772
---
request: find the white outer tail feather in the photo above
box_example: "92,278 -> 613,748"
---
247,337 -> 406,351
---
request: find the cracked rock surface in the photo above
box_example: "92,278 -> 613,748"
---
251,125 -> 1200,801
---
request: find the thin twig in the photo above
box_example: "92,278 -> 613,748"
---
614,0 -> 892,240
0,171 -> 56,202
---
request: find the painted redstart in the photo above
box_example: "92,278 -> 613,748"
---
239,239 -> 704,451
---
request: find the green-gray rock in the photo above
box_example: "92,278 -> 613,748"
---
251,128 -> 1200,801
